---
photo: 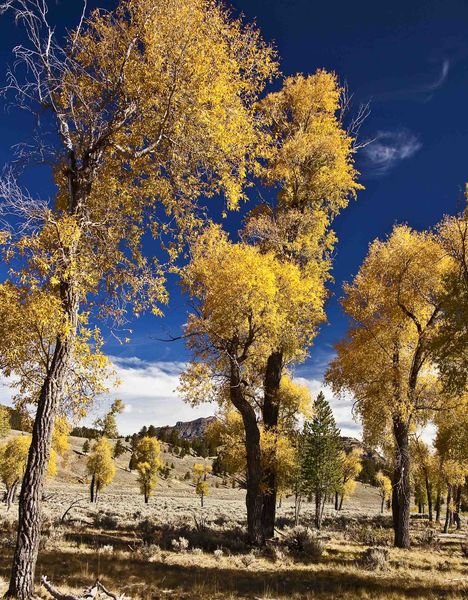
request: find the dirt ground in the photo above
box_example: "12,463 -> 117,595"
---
0,433 -> 467,599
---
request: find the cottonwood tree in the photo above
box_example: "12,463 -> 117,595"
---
301,392 -> 342,529
0,0 -> 276,596
434,399 -> 468,531
0,406 -> 10,437
86,437 -> 115,503
192,463 -> 212,507
242,71 -> 362,537
411,438 -> 437,521
134,436 -> 162,503
95,399 -> 124,439
179,225 -> 315,545
335,448 -> 362,510
326,225 -> 456,548
376,471 -> 392,513
432,212 -> 468,395
0,435 -> 56,509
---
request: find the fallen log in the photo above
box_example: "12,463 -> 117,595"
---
41,576 -> 125,600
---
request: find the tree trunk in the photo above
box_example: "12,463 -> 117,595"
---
261,350 -> 282,540
314,492 -> 322,529
435,485 -> 441,522
334,492 -> 339,511
339,495 -> 344,511
90,474 -> 95,503
200,494 -> 204,508
6,480 -> 19,511
6,349 -> 71,598
425,474 -> 433,522
444,486 -> 452,533
230,363 -> 264,547
381,496 -> 385,513
7,278 -> 78,599
454,485 -> 462,530
392,417 -> 411,549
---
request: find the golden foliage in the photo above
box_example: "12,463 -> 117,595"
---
87,437 -> 116,492
134,436 -> 162,501
326,225 -> 455,443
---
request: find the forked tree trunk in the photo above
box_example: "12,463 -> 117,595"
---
261,350 -> 282,540
7,283 -> 78,600
392,417 -> 411,549
230,364 -> 264,547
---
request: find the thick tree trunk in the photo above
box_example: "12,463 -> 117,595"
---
425,474 -> 433,522
444,486 -> 452,533
6,355 -> 69,598
392,417 -> 411,549
261,350 -> 282,540
334,492 -> 339,511
7,281 -> 78,599
230,364 -> 264,547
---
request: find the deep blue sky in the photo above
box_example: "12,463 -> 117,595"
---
0,0 -> 467,433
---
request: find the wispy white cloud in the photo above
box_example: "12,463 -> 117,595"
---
425,59 -> 450,93
106,357 -> 216,436
363,129 -> 422,176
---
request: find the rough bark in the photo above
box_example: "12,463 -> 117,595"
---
229,363 -> 264,547
392,417 -> 411,549
261,350 -> 282,539
6,331 -> 74,599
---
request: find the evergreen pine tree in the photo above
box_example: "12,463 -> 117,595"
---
301,391 -> 343,529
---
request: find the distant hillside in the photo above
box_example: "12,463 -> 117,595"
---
155,416 -> 217,441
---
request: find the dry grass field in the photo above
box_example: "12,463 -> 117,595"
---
1,433 -> 467,599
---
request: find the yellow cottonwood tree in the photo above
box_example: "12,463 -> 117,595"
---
180,225 -> 316,544
0,436 -> 56,510
326,225 -> 455,548
243,70 -> 362,536
376,471 -> 392,513
335,448 -> 362,510
134,436 -> 162,504
0,406 -> 10,438
0,0 -> 277,595
86,437 -> 115,503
